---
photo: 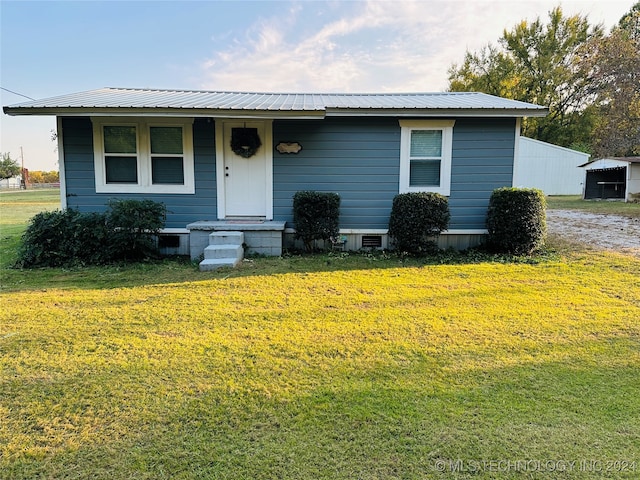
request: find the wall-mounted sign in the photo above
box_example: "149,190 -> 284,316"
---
276,142 -> 302,154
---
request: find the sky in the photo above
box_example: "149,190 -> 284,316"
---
1,0 -> 635,171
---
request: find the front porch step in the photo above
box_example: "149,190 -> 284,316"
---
199,258 -> 242,271
188,221 -> 285,260
203,244 -> 243,260
207,231 -> 244,246
199,231 -> 244,271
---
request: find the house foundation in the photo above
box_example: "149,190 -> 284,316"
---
187,220 -> 286,260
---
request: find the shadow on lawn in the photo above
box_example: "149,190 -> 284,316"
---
1,247 -> 562,293
4,347 -> 638,479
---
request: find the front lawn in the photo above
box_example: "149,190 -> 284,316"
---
1,190 -> 639,479
0,188 -> 60,271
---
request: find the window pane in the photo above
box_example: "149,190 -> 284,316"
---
411,130 -> 442,157
106,156 -> 138,183
104,126 -> 137,154
410,160 -> 440,186
152,157 -> 184,184
150,127 -> 183,154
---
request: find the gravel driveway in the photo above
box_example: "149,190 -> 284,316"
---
546,209 -> 640,257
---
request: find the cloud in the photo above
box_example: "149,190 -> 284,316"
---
198,0 -> 635,93
199,0 -> 448,92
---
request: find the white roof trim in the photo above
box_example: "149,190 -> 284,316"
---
519,136 -> 591,158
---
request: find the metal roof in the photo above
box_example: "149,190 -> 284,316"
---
3,87 -> 548,118
579,157 -> 640,168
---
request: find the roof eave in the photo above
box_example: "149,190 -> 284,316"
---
3,105 -> 549,118
326,107 -> 549,118
2,106 -> 327,119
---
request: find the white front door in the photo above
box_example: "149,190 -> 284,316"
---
216,120 -> 273,219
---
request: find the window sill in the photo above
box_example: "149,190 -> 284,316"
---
96,184 -> 195,195
402,186 -> 451,196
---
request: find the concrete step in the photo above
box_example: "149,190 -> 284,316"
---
198,230 -> 244,271
199,258 -> 242,271
208,231 -> 244,246
203,244 -> 244,260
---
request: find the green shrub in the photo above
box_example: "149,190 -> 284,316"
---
69,211 -> 112,265
486,187 -> 547,254
388,192 -> 450,254
106,199 -> 166,261
293,191 -> 340,252
16,209 -> 110,267
16,209 -> 79,268
15,199 -> 166,268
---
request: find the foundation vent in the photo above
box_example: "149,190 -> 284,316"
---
361,235 -> 382,248
158,235 -> 181,249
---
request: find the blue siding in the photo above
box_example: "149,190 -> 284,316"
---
61,117 -> 218,228
61,116 -> 516,232
273,117 -> 400,229
449,118 -> 516,229
273,117 -> 516,230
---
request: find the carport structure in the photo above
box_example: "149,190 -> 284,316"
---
581,157 -> 640,201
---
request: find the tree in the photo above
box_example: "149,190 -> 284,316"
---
448,7 -> 602,148
29,171 -> 45,183
448,45 -> 517,99
619,1 -> 640,42
0,153 -> 21,180
43,171 -> 60,183
28,170 -> 59,183
578,2 -> 640,156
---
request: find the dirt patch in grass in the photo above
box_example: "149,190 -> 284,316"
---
547,209 -> 640,257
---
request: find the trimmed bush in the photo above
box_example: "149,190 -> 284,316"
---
293,191 -> 340,252
486,187 -> 546,254
15,199 -> 166,268
16,209 -> 110,268
388,192 -> 450,254
68,211 -> 112,265
106,199 -> 166,261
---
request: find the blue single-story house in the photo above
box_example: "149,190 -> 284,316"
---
4,87 -> 547,267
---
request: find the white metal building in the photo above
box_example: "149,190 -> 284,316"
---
513,137 -> 589,195
0,175 -> 22,189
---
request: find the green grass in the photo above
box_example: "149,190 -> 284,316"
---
0,189 -> 61,268
547,195 -> 640,218
1,190 -> 639,479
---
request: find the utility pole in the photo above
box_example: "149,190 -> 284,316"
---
20,146 -> 27,190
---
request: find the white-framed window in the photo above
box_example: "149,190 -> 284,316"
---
92,117 -> 195,194
399,120 -> 455,196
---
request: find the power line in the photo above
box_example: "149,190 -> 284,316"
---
0,87 -> 35,101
